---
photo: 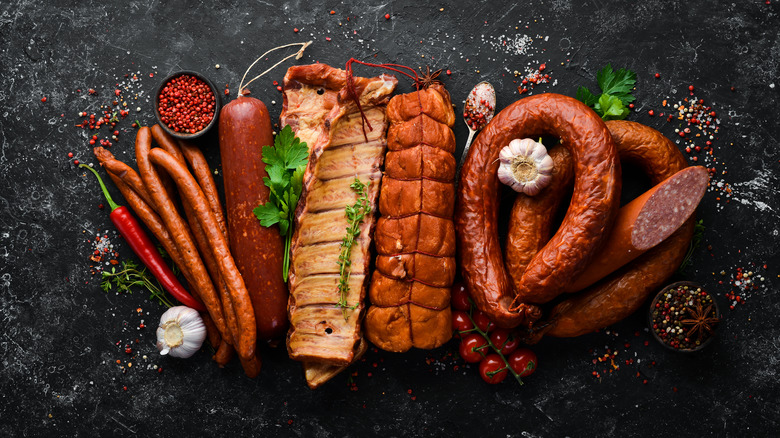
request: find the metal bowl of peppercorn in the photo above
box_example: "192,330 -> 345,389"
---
154,70 -> 221,140
649,281 -> 721,353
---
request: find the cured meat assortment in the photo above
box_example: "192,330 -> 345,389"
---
364,84 -> 456,352
281,64 -> 398,373
82,45 -> 712,388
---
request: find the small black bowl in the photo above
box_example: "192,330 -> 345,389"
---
153,70 -> 221,140
648,281 -> 720,353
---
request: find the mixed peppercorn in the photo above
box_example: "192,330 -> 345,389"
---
651,284 -> 719,351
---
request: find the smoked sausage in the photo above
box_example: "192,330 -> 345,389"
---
148,147 -> 257,361
521,120 -> 699,340
456,93 -> 621,328
505,146 -> 573,282
219,96 -> 288,341
563,165 -> 708,292
134,127 -> 228,340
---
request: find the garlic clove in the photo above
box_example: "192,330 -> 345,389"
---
497,138 -> 554,196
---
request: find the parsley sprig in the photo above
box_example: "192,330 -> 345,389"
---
336,178 -> 371,320
252,125 -> 309,281
101,259 -> 175,308
576,64 -> 637,120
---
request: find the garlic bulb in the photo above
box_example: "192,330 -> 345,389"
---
156,306 -> 206,358
497,138 -> 554,196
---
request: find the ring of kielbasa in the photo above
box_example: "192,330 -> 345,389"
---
529,120 -> 699,340
456,93 -> 621,328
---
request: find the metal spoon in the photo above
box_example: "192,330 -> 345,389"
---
458,81 -> 496,175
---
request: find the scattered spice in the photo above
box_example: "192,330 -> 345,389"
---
514,63 -> 552,95
717,264 -> 768,310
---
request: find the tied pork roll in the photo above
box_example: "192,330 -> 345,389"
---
364,83 -> 456,352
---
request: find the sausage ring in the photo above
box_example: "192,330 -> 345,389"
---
456,93 -> 621,328
522,120 -> 696,341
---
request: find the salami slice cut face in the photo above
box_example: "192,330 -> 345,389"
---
632,166 -> 709,250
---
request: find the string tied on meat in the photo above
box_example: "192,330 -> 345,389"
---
344,59 -> 423,141
238,41 -> 313,96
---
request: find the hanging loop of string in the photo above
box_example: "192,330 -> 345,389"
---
238,41 -> 313,96
344,58 -> 423,141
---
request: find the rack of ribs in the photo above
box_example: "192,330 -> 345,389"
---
281,63 -> 397,386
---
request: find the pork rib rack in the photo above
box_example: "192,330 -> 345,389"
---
282,64 -> 397,373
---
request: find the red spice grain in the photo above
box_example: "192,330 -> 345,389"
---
385,13 -> 391,19
157,74 -> 216,134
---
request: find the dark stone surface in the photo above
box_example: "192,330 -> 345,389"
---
1,0 -> 779,436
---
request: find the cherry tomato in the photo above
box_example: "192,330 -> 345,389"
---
472,310 -> 494,333
489,329 -> 520,355
479,354 -> 508,384
451,282 -> 471,311
459,334 -> 489,363
508,348 -> 538,377
452,310 -> 474,333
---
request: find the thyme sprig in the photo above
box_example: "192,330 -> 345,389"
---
336,178 -> 371,320
101,259 -> 174,308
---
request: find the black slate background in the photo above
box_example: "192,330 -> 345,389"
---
1,0 -> 779,436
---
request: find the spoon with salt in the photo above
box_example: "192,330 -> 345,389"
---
458,81 -> 496,175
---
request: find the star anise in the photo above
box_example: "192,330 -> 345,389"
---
680,301 -> 719,342
416,66 -> 443,89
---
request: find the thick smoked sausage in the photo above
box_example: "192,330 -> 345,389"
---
219,96 -> 288,341
456,93 -> 621,328
521,120 -> 700,340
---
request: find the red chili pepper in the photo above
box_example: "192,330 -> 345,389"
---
80,164 -> 205,311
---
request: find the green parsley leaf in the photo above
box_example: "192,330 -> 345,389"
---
576,64 -> 637,120
263,125 -> 308,170
576,86 -> 599,108
595,94 -> 629,121
253,202 -> 282,227
597,64 -> 637,104
264,165 -> 290,206
291,165 -> 305,201
255,124 -> 309,282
